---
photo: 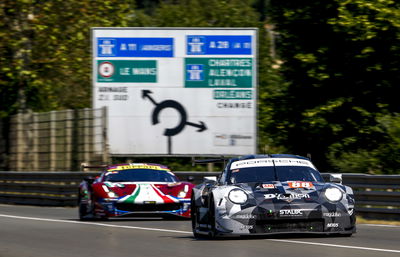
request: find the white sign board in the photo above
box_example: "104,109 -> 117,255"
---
92,28 -> 257,155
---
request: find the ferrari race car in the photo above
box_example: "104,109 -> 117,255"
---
191,154 -> 356,237
78,163 -> 194,220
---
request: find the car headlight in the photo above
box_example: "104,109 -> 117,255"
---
177,191 -> 187,198
325,187 -> 343,202
107,191 -> 117,198
228,189 -> 248,204
102,185 -> 118,198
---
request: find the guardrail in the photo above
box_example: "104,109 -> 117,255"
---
325,173 -> 400,220
0,172 -> 399,220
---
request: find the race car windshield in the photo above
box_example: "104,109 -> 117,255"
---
230,166 -> 323,183
104,169 -> 179,183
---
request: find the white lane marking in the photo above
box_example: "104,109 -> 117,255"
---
0,214 -> 191,234
359,223 -> 400,228
1,214 -> 400,253
268,239 -> 400,254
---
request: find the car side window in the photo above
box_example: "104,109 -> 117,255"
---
218,167 -> 229,184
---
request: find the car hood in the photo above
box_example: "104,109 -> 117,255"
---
100,181 -> 191,203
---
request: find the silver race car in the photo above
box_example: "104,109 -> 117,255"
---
191,154 -> 356,238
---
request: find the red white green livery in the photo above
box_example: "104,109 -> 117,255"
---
78,163 -> 195,219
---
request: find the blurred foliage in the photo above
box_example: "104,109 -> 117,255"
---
151,0 -> 259,27
328,113 -> 400,174
265,0 -> 400,173
0,0 -> 146,117
1,0 -> 400,173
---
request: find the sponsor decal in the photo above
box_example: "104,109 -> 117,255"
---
323,212 -> 342,217
233,214 -> 256,219
240,225 -> 254,230
348,209 -> 354,215
327,223 -> 339,228
262,184 -> 275,189
279,209 -> 304,217
288,181 -> 314,189
264,193 -> 310,200
273,158 -> 315,168
231,159 -> 274,169
263,194 -> 276,199
108,164 -> 169,171
231,158 -> 316,170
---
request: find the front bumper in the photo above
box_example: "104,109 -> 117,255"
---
213,204 -> 356,236
95,198 -> 191,218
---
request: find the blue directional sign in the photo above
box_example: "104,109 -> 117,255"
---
186,35 -> 252,55
97,37 -> 174,57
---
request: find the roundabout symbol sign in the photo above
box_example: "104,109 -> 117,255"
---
142,90 -> 207,154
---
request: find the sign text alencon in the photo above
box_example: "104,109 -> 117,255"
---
185,58 -> 252,88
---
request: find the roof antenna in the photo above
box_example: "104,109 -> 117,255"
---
307,153 -> 312,160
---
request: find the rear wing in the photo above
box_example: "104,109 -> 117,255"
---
191,157 -> 229,167
80,163 -> 108,171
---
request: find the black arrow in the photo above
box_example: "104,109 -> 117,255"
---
142,90 -> 157,105
152,100 -> 187,137
186,121 -> 207,132
141,89 -> 208,154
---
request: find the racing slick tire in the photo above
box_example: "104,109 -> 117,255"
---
191,193 -> 218,239
78,194 -> 94,221
206,194 -> 217,238
191,194 -> 205,238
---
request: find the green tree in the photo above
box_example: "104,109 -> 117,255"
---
0,0 -> 147,117
328,113 -> 400,174
265,0 -> 400,172
151,0 -> 260,27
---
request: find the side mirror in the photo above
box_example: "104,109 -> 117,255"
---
203,176 -> 217,183
329,174 -> 342,184
187,176 -> 195,183
84,176 -> 95,184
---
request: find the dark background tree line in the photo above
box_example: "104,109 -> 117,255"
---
1,0 -> 399,174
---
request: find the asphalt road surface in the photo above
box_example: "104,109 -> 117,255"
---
1,204 -> 400,257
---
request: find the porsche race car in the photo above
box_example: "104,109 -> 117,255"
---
78,163 -> 194,220
191,154 -> 356,237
